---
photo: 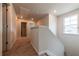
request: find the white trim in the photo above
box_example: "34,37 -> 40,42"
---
31,42 -> 47,56
31,42 -> 39,55
46,50 -> 56,56
31,42 -> 56,56
38,50 -> 47,56
38,50 -> 56,56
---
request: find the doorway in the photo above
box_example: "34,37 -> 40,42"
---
21,22 -> 27,37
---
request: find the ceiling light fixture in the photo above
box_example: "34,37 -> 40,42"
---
20,16 -> 23,19
54,9 -> 57,13
31,18 -> 34,21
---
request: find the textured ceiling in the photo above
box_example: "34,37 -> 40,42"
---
13,3 -> 79,20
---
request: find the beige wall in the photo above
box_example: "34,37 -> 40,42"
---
37,15 -> 49,26
7,4 -> 17,49
0,3 -> 2,56
57,8 -> 79,56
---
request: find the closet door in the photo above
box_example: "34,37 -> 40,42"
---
21,22 -> 27,37
2,3 -> 8,53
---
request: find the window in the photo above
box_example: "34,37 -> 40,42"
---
64,14 -> 78,34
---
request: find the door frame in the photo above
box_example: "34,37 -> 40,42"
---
2,3 -> 8,55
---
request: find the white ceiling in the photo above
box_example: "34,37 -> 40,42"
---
13,3 -> 79,19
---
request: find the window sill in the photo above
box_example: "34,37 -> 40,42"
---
63,33 -> 79,35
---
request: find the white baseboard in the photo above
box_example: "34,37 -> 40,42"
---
38,50 -> 56,56
8,38 -> 16,50
46,50 -> 56,56
31,42 -> 56,56
31,42 -> 39,55
31,42 -> 46,56
38,50 -> 47,56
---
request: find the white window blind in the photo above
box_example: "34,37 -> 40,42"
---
64,14 -> 78,34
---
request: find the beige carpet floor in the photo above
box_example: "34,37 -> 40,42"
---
4,38 -> 38,56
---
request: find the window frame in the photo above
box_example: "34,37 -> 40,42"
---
63,14 -> 79,34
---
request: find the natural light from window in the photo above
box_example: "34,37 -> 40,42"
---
64,14 -> 78,34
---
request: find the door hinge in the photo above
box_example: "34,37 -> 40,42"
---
6,9 -> 8,11
6,41 -> 8,45
6,25 -> 8,28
